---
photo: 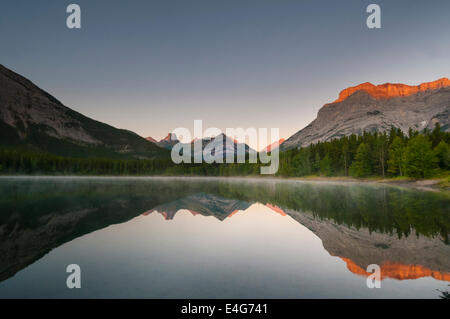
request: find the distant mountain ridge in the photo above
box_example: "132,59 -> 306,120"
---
145,136 -> 157,143
148,131 -> 257,159
281,78 -> 450,150
0,65 -> 168,159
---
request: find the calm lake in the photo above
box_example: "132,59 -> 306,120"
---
0,176 -> 449,298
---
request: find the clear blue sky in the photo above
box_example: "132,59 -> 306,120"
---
1,0 -> 449,148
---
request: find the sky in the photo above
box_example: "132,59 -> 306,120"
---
1,0 -> 450,150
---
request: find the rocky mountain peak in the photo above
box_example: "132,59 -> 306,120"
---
281,77 -> 450,150
163,133 -> 177,142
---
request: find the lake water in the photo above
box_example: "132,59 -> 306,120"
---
0,176 -> 449,299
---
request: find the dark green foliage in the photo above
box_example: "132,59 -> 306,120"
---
320,154 -> 333,176
350,143 -> 372,177
403,135 -> 438,178
387,136 -> 405,176
434,141 -> 450,170
292,149 -> 312,176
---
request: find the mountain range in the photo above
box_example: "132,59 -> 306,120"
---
1,64 -> 449,157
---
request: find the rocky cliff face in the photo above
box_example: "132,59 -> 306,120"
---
0,65 -> 96,144
0,64 -> 168,159
281,78 -> 450,149
334,78 -> 450,103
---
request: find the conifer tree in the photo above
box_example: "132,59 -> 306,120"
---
350,143 -> 372,177
404,135 -> 437,178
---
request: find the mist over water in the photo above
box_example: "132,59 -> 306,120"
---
0,177 -> 448,298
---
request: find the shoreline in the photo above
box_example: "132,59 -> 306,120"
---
0,174 -> 448,192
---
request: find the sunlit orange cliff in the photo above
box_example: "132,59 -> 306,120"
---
333,77 -> 450,103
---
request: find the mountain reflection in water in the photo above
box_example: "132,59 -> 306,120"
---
144,192 -> 450,283
0,177 -> 449,298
